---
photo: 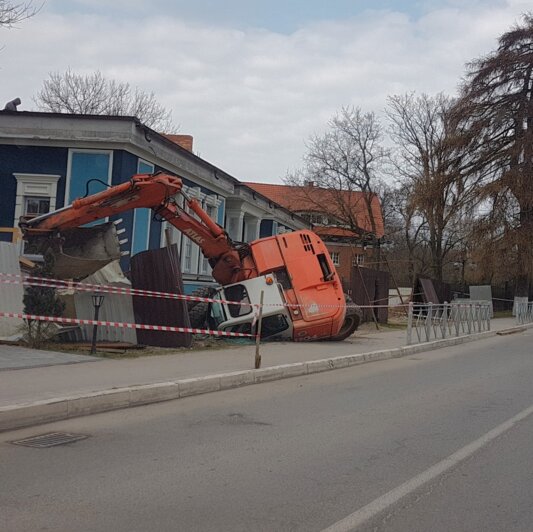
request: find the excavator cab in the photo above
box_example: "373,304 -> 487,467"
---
208,276 -> 293,340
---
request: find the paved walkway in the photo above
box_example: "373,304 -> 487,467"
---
0,344 -> 98,371
0,318 -> 517,407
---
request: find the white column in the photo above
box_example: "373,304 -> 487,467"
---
244,216 -> 260,242
226,210 -> 244,241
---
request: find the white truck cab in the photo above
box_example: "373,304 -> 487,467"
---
209,275 -> 293,340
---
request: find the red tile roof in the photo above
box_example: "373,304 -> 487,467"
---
314,226 -> 363,238
244,182 -> 384,238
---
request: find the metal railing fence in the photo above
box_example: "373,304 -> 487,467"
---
516,301 -> 533,325
407,302 -> 491,345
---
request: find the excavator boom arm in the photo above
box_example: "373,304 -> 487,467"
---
21,173 -> 251,284
23,173 -> 180,233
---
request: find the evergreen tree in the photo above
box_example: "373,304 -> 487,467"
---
454,14 -> 533,296
23,254 -> 65,347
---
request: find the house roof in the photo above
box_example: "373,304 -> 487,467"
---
0,110 -> 311,230
243,182 -> 385,238
314,226 -> 364,238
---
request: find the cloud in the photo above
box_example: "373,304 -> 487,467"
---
0,2 -> 528,182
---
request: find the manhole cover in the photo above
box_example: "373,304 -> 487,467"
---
11,432 -> 88,448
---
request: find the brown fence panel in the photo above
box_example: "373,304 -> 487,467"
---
350,267 -> 390,323
414,277 -> 451,304
130,245 -> 192,348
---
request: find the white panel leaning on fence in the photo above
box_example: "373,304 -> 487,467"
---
406,301 -> 492,345
0,242 -> 24,339
515,301 -> 533,325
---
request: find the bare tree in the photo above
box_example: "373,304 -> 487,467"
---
34,69 -> 177,132
462,193 -> 514,286
0,1 -> 38,27
453,13 -> 533,297
286,106 -> 387,241
383,183 -> 431,286
387,92 -> 484,282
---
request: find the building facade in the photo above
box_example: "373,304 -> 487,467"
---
0,111 -> 309,292
244,182 -> 384,287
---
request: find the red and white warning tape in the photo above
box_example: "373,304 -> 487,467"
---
0,311 -> 256,338
0,273 -> 256,308
0,272 -> 406,310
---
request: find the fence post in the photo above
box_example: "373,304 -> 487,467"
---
407,302 -> 413,345
453,303 -> 459,336
426,303 -> 433,342
443,302 -> 448,339
254,291 -> 264,369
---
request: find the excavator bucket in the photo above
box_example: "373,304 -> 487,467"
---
28,222 -> 123,280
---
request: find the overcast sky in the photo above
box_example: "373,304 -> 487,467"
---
0,0 -> 530,182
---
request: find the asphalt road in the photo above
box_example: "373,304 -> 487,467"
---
2,330 -> 533,532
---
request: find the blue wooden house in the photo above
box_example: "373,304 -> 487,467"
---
0,111 -> 308,292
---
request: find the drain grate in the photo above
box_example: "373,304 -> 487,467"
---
11,432 -> 88,448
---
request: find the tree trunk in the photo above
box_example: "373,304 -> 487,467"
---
515,206 -> 533,297
514,274 -> 530,298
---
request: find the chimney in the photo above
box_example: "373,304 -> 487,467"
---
304,180 -> 314,187
3,97 -> 21,111
163,134 -> 194,152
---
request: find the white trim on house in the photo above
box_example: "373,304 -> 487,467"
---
13,173 -> 61,227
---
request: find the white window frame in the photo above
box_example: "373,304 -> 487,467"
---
307,213 -> 328,225
180,187 -> 223,276
352,254 -> 365,266
330,251 -> 340,266
183,237 -> 193,273
180,200 -> 199,274
13,173 -> 61,227
24,196 -> 51,216
199,203 -> 217,275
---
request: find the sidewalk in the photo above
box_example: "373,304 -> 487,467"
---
0,318 -> 518,408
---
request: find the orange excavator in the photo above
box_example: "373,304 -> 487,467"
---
20,172 -> 360,341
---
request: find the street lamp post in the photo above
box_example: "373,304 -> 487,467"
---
90,293 -> 105,355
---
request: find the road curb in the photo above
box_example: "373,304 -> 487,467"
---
2,323 -> 532,432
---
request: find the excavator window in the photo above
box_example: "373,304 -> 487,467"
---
225,323 -> 252,335
224,284 -> 253,318
274,268 -> 292,290
209,295 -> 227,328
317,253 -> 335,281
260,314 -> 289,338
225,314 -> 288,338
